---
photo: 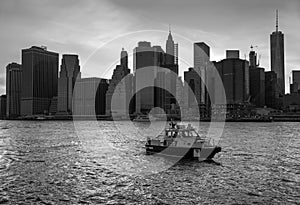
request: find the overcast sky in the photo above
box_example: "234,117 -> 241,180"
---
0,0 -> 300,94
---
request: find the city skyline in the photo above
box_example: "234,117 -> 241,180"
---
0,0 -> 300,95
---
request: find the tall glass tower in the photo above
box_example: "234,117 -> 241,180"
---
270,10 -> 285,95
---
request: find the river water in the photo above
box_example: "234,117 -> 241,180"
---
0,120 -> 299,204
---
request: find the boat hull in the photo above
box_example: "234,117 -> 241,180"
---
145,145 -> 221,160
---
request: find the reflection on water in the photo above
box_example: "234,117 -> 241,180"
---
0,120 -> 299,204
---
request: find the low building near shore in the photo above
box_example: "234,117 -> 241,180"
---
0,95 -> 7,119
283,93 -> 300,111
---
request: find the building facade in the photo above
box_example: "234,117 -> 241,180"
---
291,70 -> 300,93
270,10 -> 285,95
250,67 -> 265,107
57,54 -> 81,115
134,42 -> 164,114
20,46 -> 59,116
184,67 -> 201,108
154,65 -> 179,116
73,78 -> 108,116
6,62 -> 22,118
194,42 -> 210,104
106,48 -> 132,117
265,71 -> 280,109
283,92 -> 300,111
0,95 -> 7,119
214,51 -> 250,105
249,49 -> 265,107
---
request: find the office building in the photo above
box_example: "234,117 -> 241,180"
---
106,48 -> 132,117
166,65 -> 178,114
154,66 -> 179,116
184,67 -> 201,108
283,93 -> 300,111
184,66 -> 212,119
97,79 -> 109,115
57,54 -> 81,115
270,10 -> 285,95
250,67 -> 265,107
6,62 -> 22,118
158,30 -> 179,116
165,28 -> 178,66
291,70 -> 300,93
265,71 -> 280,109
0,95 -> 7,119
249,50 -> 265,107
20,46 -> 59,116
134,42 -> 164,113
166,29 -> 175,65
214,51 -> 250,104
133,33 -> 179,115
73,78 -> 108,116
194,42 -> 210,104
249,47 -> 258,68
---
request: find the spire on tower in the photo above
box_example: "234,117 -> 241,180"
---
276,9 -> 279,32
167,24 -> 173,41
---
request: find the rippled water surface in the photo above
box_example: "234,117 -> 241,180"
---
0,120 -> 299,204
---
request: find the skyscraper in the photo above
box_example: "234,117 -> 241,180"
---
163,29 -> 179,115
265,71 -> 279,108
106,48 -> 132,117
20,46 -> 59,116
184,67 -> 201,107
249,46 -> 258,68
194,42 -> 210,104
250,67 -> 265,107
249,49 -> 265,107
270,10 -> 285,95
166,27 -> 175,65
96,79 -> 109,115
214,51 -> 250,104
163,64 -> 178,115
152,31 -> 179,117
57,54 -> 81,115
6,62 -> 22,118
73,77 -> 108,116
134,42 -> 164,113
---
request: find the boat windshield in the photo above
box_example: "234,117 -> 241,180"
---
178,129 -> 198,137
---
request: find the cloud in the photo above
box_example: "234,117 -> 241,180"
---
0,0 -> 299,95
0,0 -> 141,93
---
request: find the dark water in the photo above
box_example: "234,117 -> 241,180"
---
0,121 -> 299,204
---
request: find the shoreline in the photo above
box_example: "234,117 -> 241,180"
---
2,116 -> 300,122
